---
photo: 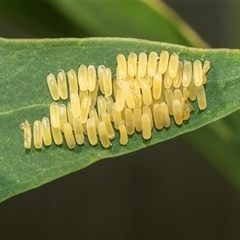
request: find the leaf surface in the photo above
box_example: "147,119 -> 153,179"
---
0,37 -> 239,202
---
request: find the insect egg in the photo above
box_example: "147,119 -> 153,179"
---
73,117 -> 84,145
193,60 -> 203,86
173,61 -> 183,88
67,102 -> 74,128
160,102 -> 170,128
70,92 -> 81,118
20,121 -> 32,149
142,105 -> 153,129
182,61 -> 192,88
168,53 -> 179,78
89,106 -> 100,132
80,96 -> 91,124
158,51 -> 169,74
163,70 -> 172,89
59,104 -> 67,132
87,118 -> 98,146
41,117 -> 52,146
147,51 -> 158,77
98,121 -> 111,148
103,68 -> 112,96
118,120 -> 128,145
89,81 -> 99,107
97,65 -> 105,94
117,54 -> 127,79
87,65 -> 96,91
112,103 -> 122,129
165,89 -> 174,115
141,113 -> 151,140
33,120 -> 42,149
138,52 -> 147,77
115,88 -> 125,112
104,95 -> 114,121
67,69 -> 78,93
153,103 -> 163,130
78,65 -> 88,91
172,99 -> 183,125
139,79 -> 152,106
47,73 -> 59,101
127,52 -> 137,77
97,95 -> 107,121
152,72 -> 162,100
50,102 -> 60,128
63,123 -> 76,149
51,125 -> 63,145
57,70 -> 68,100
133,105 -> 142,132
124,108 -> 134,135
196,85 -> 207,110
121,81 -> 135,108
102,112 -> 115,139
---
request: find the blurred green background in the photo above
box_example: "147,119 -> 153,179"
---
1,1 -> 240,239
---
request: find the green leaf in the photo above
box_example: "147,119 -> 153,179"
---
0,37 -> 239,203
49,0 -> 208,47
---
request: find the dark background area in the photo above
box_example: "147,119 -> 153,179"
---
1,1 -> 240,239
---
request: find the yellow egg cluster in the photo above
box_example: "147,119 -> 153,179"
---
20,51 -> 210,150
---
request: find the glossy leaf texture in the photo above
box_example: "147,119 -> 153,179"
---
0,37 -> 240,202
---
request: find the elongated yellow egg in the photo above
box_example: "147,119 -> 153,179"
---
51,125 -> 63,145
196,85 -> 207,110
63,123 -> 75,149
133,105 -> 142,131
73,117 -> 84,145
70,92 -> 80,118
103,68 -> 112,96
50,102 -> 59,128
172,99 -> 183,125
193,60 -> 203,86
138,52 -> 147,77
158,51 -> 169,74
87,65 -> 96,91
141,113 -> 151,140
98,121 -> 111,148
182,61 -> 192,88
173,61 -> 183,88
33,120 -> 42,149
140,79 -> 152,106
153,103 -> 163,130
57,71 -> 68,100
165,89 -> 174,115
67,69 -> 78,93
115,88 -> 125,112
87,118 -> 98,145
128,52 -> 137,77
152,72 -> 162,100
67,102 -> 74,128
118,120 -> 128,145
147,52 -> 158,77
59,104 -> 67,132
97,95 -> 107,120
97,65 -> 105,94
102,112 -> 115,139
47,73 -> 59,101
125,108 -> 134,135
168,53 -> 179,78
80,96 -> 91,124
42,117 -> 52,146
117,54 -> 127,79
121,81 -> 135,109
78,65 -> 88,91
